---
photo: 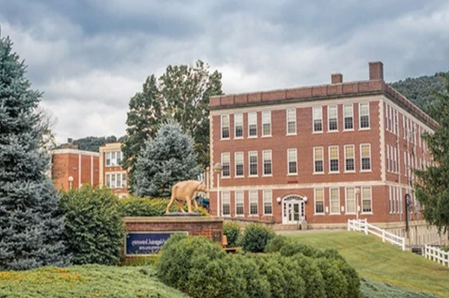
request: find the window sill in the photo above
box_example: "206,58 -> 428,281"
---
234,176 -> 245,179
359,127 -> 370,131
262,175 -> 273,177
249,175 -> 259,178
328,130 -> 339,133
312,131 -> 323,134
286,133 -> 297,136
360,170 -> 372,173
329,171 -> 340,174
343,129 -> 354,132
261,135 -> 272,138
329,213 -> 341,216
233,137 -> 244,140
221,176 -> 231,179
361,212 -> 373,215
248,136 -> 258,139
344,170 -> 356,173
313,172 -> 324,175
314,213 -> 325,216
287,173 -> 298,176
263,214 -> 273,217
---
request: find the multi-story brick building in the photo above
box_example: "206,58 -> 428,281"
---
209,62 -> 445,245
99,142 -> 129,197
51,139 -> 99,190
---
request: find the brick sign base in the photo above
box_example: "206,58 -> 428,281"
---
123,216 -> 224,257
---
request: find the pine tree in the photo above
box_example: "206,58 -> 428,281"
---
0,36 -> 69,270
134,122 -> 202,198
121,75 -> 162,193
415,72 -> 449,233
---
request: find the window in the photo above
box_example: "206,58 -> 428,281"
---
263,150 -> 272,176
288,148 -> 297,174
221,115 -> 230,139
330,187 -> 340,214
122,173 -> 127,188
361,187 -> 372,213
105,172 -> 127,188
314,147 -> 324,173
235,191 -> 244,215
249,151 -> 258,176
313,107 -> 322,132
248,112 -> 257,137
221,153 -> 230,177
262,111 -> 271,136
389,186 -> 393,214
106,151 -> 122,166
235,152 -> 244,177
329,146 -> 339,172
345,145 -> 355,172
106,153 -> 111,166
385,103 -> 389,131
287,109 -> 296,135
105,174 -> 110,187
387,145 -> 390,172
328,105 -> 338,131
402,115 -> 406,139
315,188 -> 324,214
359,103 -> 370,129
222,191 -> 230,216
345,187 -> 356,214
234,113 -> 243,138
263,190 -> 272,215
249,190 -> 258,215
343,104 -> 353,130
361,144 -> 371,171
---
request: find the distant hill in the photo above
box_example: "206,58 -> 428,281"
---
59,135 -> 124,152
389,73 -> 446,114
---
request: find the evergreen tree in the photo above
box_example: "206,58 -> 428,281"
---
0,36 -> 69,270
121,75 -> 162,193
134,122 -> 201,198
415,72 -> 449,233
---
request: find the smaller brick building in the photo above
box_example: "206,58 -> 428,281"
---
99,142 -> 129,197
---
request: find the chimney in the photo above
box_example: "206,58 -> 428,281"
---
331,73 -> 343,84
369,61 -> 384,80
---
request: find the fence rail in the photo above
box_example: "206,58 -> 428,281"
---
348,219 -> 406,251
424,245 -> 449,267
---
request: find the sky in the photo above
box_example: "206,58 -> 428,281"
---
1,0 -> 448,144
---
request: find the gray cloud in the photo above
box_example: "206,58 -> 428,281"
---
0,0 -> 448,143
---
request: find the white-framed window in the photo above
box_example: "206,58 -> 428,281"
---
329,187 -> 340,214
313,147 -> 324,173
394,147 -> 397,173
389,186 -> 393,214
248,112 -> 257,137
315,188 -> 324,214
359,103 -> 370,129
389,105 -> 393,132
263,190 -> 272,215
361,144 -> 371,171
106,151 -> 122,166
221,153 -> 230,178
329,146 -> 339,173
105,172 -> 127,189
361,186 -> 372,213
287,108 -> 297,135
387,145 -> 390,172
221,114 -> 230,139
328,105 -> 338,131
234,113 -> 243,138
345,187 -> 356,214
249,190 -> 258,215
249,151 -> 258,176
262,111 -> 271,136
235,191 -> 244,216
288,148 -> 297,175
385,103 -> 389,131
313,107 -> 322,132
235,152 -> 244,177
394,110 -> 398,135
263,150 -> 272,176
344,145 -> 355,172
222,191 -> 230,216
402,115 -> 406,139
343,104 -> 354,130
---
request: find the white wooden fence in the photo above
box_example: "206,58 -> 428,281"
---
424,245 -> 449,267
348,219 -> 406,251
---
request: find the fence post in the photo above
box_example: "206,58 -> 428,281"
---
364,221 -> 368,235
402,239 -> 405,251
382,230 -> 385,242
347,219 -> 350,231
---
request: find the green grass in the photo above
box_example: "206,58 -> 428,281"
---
0,265 -> 188,298
285,231 -> 449,298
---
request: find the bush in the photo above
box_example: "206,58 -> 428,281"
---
59,186 -> 125,265
265,234 -> 291,253
315,258 -> 349,298
240,224 -> 275,253
223,222 -> 241,247
279,242 -> 319,258
290,254 -> 326,298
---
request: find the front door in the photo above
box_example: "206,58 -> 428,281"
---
282,196 -> 305,224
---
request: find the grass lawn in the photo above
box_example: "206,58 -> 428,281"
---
0,265 -> 188,298
285,231 -> 449,298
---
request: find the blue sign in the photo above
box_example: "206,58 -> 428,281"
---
126,232 -> 183,255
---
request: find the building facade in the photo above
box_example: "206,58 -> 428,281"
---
209,62 -> 445,245
99,142 -> 129,197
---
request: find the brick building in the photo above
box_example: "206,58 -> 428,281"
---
209,62 -> 444,244
51,140 -> 99,190
99,142 -> 129,197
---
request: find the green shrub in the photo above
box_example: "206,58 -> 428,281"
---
290,254 -> 326,298
233,254 -> 271,298
279,242 -> 319,258
265,234 -> 291,253
315,258 -> 349,298
223,222 -> 241,247
59,186 -> 125,265
240,224 -> 275,253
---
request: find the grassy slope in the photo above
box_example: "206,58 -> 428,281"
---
0,265 -> 188,298
285,231 -> 449,298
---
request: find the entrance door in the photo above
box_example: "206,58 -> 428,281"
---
282,196 -> 305,224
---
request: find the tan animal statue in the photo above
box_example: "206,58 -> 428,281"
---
166,180 -> 207,213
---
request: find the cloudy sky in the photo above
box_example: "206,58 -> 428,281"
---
1,0 -> 448,143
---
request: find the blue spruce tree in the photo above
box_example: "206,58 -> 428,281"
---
0,36 -> 69,270
135,122 -> 202,197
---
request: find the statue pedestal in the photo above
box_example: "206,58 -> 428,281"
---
163,212 -> 200,217
122,216 -> 223,259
